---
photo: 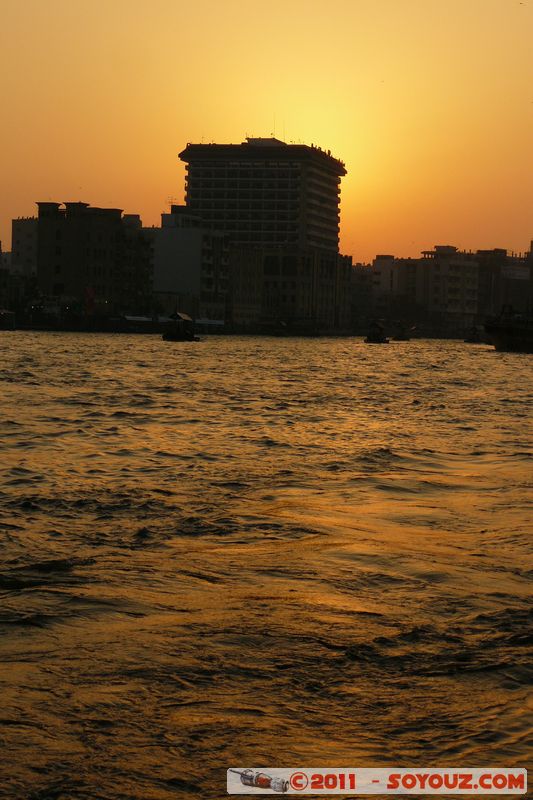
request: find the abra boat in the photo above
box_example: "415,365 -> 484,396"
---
162,311 -> 200,342
484,313 -> 533,353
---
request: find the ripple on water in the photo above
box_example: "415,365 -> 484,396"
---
0,333 -> 531,798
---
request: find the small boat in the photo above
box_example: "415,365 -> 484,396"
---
365,320 -> 389,344
484,312 -> 533,353
162,311 -> 200,342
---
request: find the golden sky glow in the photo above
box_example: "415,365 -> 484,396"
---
1,0 -> 532,262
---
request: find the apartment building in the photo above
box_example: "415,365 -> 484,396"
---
36,201 -> 152,315
179,137 -> 349,330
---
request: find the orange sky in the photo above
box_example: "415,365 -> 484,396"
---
1,0 -> 532,263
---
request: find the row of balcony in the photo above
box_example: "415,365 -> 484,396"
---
188,192 -> 302,203
187,178 -> 301,187
232,234 -> 301,244
188,166 -> 302,178
202,220 -> 301,233
197,205 -> 294,216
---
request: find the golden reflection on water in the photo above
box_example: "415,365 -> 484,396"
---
0,333 -> 531,798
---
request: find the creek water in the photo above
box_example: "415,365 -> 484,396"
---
0,333 -> 531,799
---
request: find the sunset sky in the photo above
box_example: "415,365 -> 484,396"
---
1,0 -> 532,262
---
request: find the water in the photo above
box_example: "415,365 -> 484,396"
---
0,333 -> 531,799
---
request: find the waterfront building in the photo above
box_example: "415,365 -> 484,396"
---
179,137 -> 350,331
11,217 -> 38,276
419,246 -> 479,333
372,246 -> 478,334
474,248 -> 532,317
1,236 -> 36,315
0,266 -> 7,309
371,254 -> 427,325
36,201 -> 152,316
226,248 -> 263,328
371,244 -> 533,335
350,263 -> 374,331
0,240 -> 6,307
151,204 -> 229,322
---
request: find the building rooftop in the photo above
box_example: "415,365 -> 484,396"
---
244,137 -> 287,146
36,202 -> 124,218
179,138 -> 346,175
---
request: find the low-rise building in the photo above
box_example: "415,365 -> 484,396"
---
11,217 -> 38,276
419,246 -> 479,333
0,239 -> 35,315
372,246 -> 478,334
475,248 -> 532,318
36,201 -> 152,316
370,243 -> 533,334
350,264 -> 373,331
151,205 -> 229,322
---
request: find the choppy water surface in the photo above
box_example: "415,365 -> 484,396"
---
0,333 -> 531,799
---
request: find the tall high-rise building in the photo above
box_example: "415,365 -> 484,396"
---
179,137 -> 350,330
179,137 -> 345,252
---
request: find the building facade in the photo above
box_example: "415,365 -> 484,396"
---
179,137 -> 345,251
151,205 -> 229,322
11,217 -> 38,276
179,137 -> 349,331
372,246 -> 478,333
371,244 -> 533,335
475,248 -> 532,317
36,201 -> 152,316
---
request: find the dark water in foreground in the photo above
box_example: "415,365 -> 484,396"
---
0,333 -> 531,799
